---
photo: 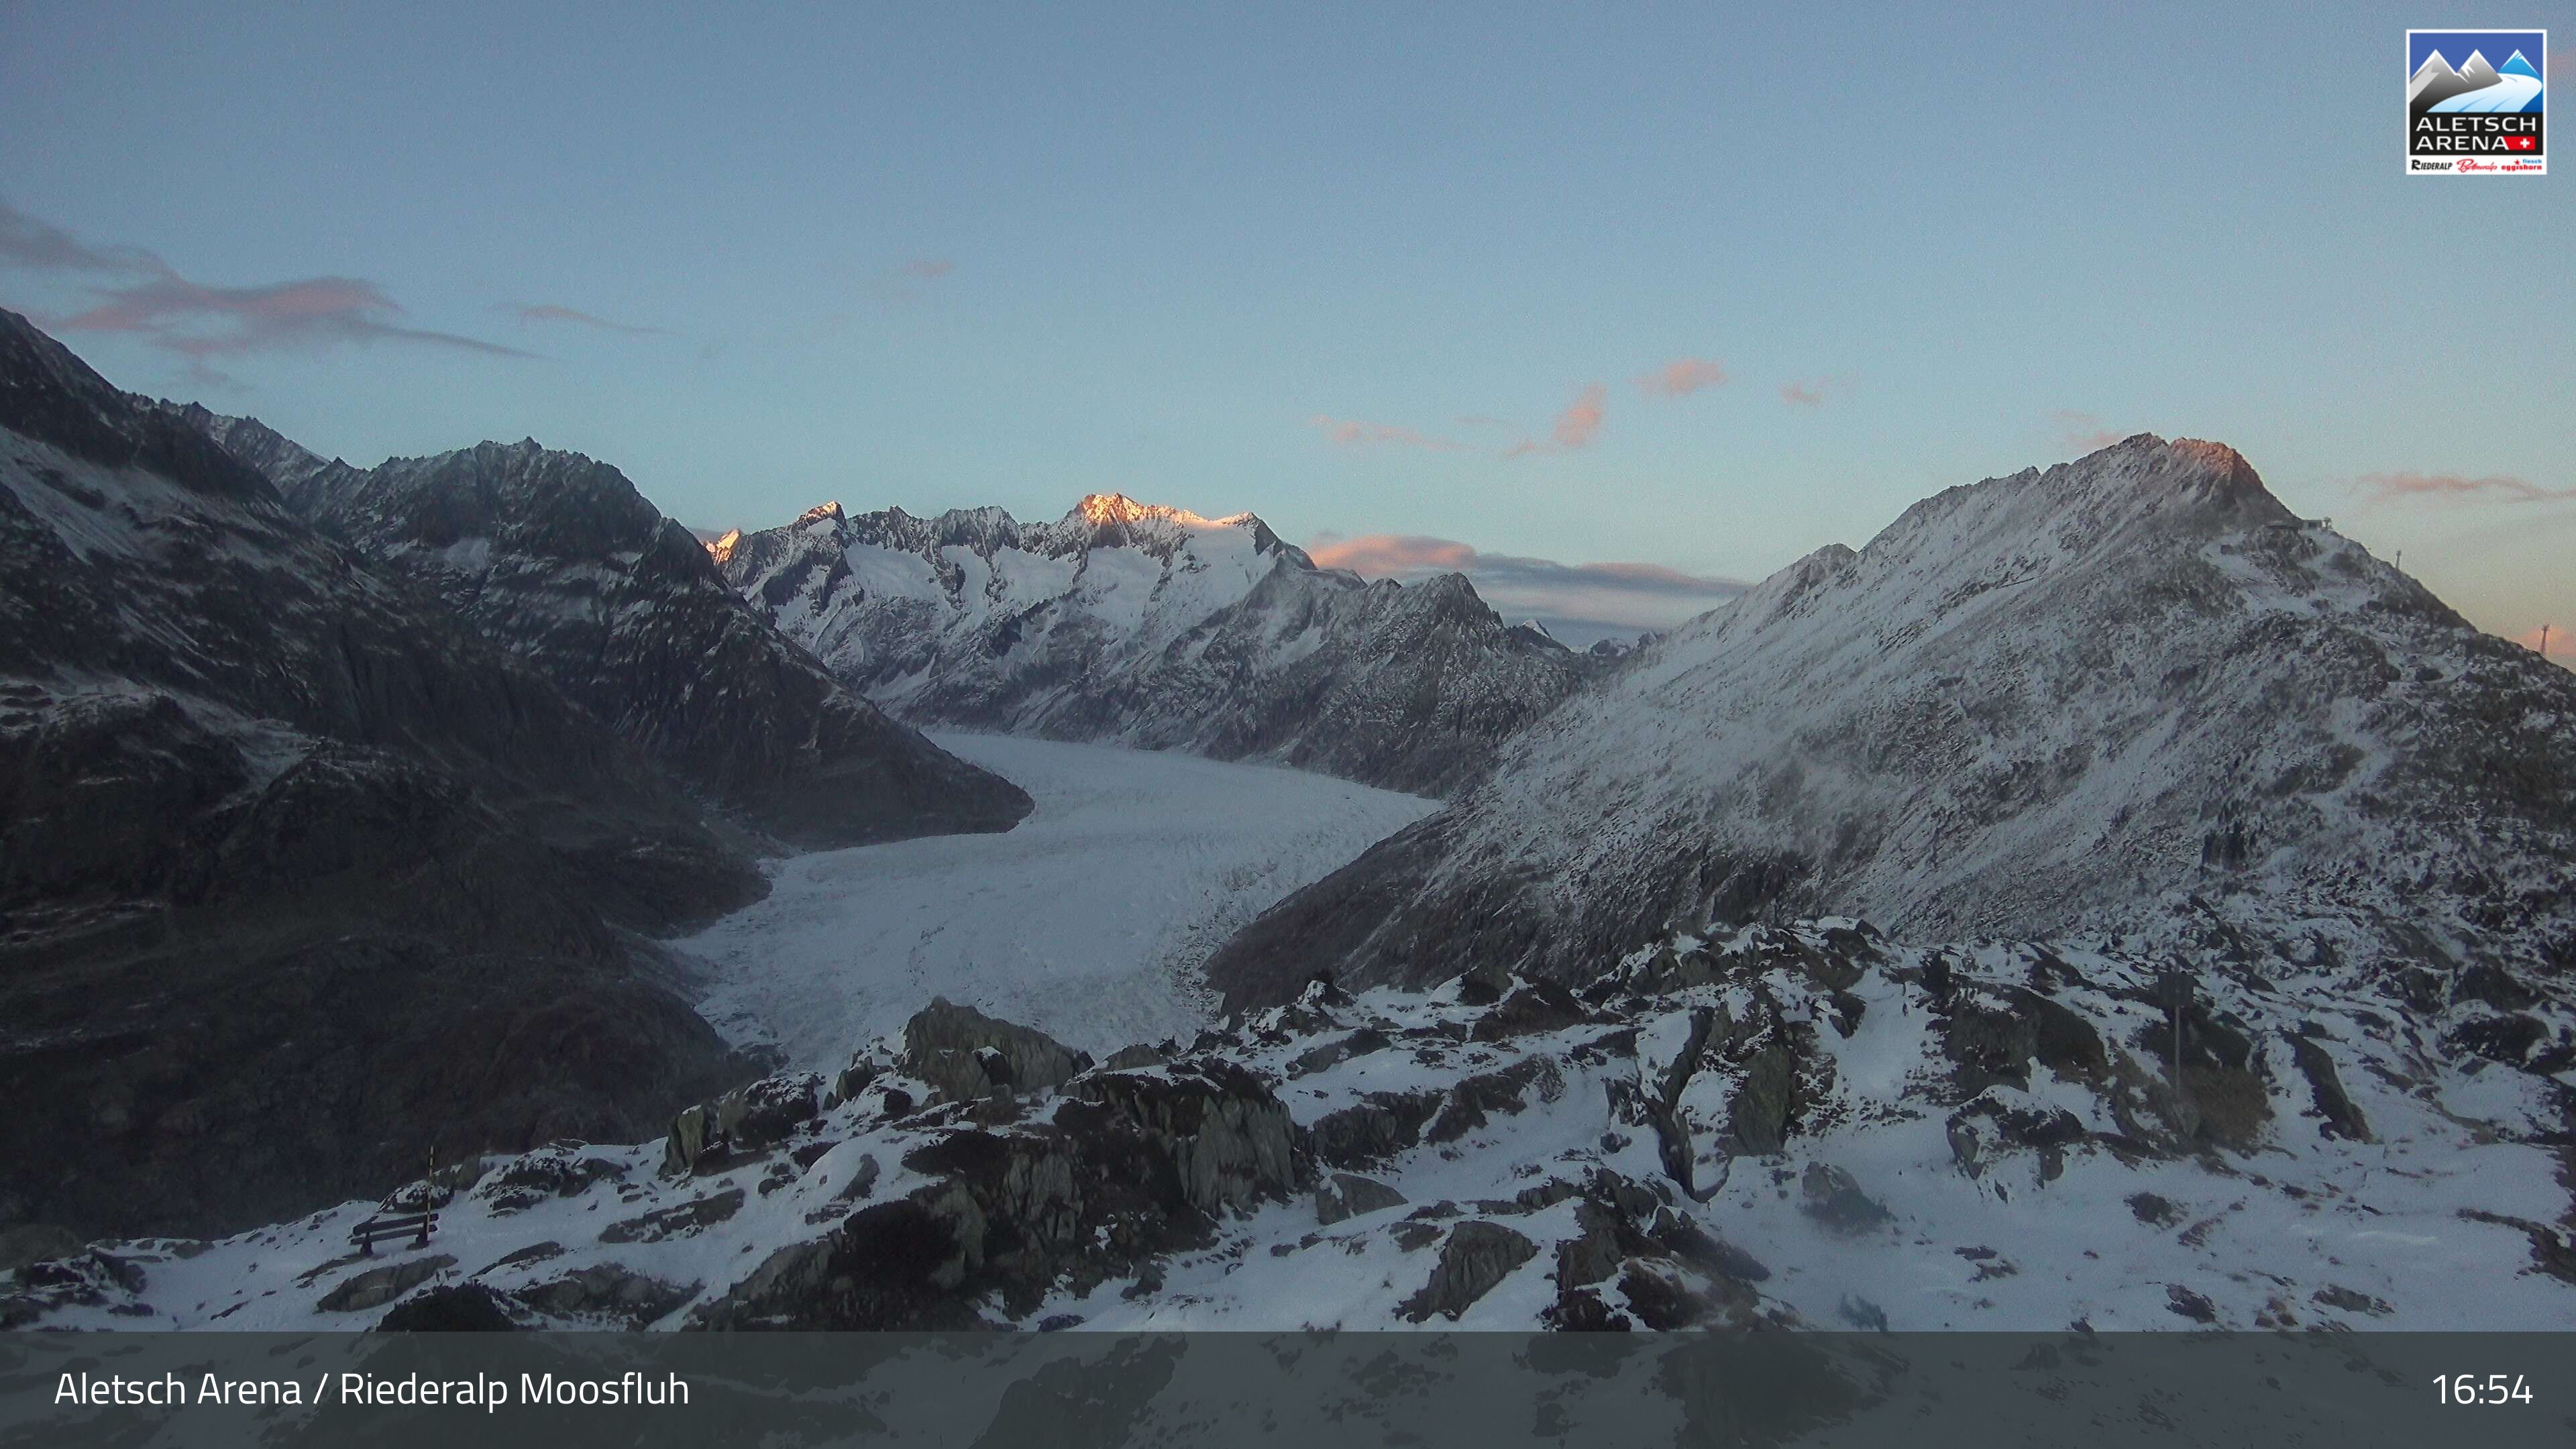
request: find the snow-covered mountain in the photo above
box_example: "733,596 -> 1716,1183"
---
1205,435 -> 2576,1010
163,412 -> 1032,850
0,311 -> 773,1240
717,494 -> 1597,797
15,916 -> 2568,1332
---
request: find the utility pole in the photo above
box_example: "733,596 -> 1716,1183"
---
2543,625 -> 2555,657
2155,966 -> 2196,1136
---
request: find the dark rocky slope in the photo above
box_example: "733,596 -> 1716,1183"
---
164,412 -> 1030,849
0,311 -> 758,1238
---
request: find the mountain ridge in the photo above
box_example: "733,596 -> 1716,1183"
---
164,418 -> 1034,851
1205,434 -> 2576,1008
717,492 -> 1595,796
0,310 -> 770,1238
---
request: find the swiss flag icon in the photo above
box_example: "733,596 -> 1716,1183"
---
2504,136 -> 2538,152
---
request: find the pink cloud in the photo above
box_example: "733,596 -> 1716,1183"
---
897,258 -> 955,282
2514,625 -> 2573,659
1307,415 -> 1468,451
514,303 -> 669,336
1507,383 -> 1607,457
4,202 -> 525,360
1304,530 -> 1746,635
1307,533 -> 1480,573
1635,357 -> 1729,398
65,275 -> 528,358
2050,410 -> 2125,453
1780,379 -> 1831,408
2357,471 -> 2573,505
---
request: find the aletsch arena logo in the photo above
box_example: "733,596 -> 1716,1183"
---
2407,29 -> 2546,174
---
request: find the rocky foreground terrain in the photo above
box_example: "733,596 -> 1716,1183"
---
716,495 -> 1597,796
11,916 -> 2568,1331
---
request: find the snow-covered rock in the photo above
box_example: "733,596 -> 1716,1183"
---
21,918 -> 2569,1332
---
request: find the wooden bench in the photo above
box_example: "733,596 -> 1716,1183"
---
347,1210 -> 437,1255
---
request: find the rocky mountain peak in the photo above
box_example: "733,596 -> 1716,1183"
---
1207,436 -> 2575,1010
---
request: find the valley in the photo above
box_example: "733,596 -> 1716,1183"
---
682,732 -> 1439,1069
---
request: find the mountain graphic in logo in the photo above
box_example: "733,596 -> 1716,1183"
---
2410,47 -> 2544,117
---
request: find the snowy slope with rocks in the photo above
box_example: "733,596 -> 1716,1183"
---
12,918 -> 2569,1332
1208,436 -> 2576,1008
716,494 -> 1596,796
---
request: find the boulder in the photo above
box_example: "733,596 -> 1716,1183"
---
1469,980 -> 1594,1041
1798,1163 -> 1891,1235
1399,1221 -> 1537,1322
376,1283 -> 521,1332
901,999 -> 1091,1104
1315,1173 -> 1407,1226
2286,1031 -> 2371,1142
0,1224 -> 83,1274
598,1187 -> 745,1244
514,1263 -> 699,1328
663,1073 -> 824,1174
1310,1089 -> 1444,1169
1454,959 -> 1515,1007
317,1254 -> 453,1313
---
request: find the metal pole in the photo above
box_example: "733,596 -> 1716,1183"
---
419,1146 -> 435,1248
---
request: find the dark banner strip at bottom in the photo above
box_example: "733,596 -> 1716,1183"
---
3,1330 -> 2569,1448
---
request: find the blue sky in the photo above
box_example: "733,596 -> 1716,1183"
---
2,2 -> 2569,651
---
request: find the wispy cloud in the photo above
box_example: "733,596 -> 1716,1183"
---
2357,471 -> 2575,505
512,303 -> 670,336
0,205 -> 156,273
1780,377 -> 1840,408
2050,409 -> 2125,453
867,256 -> 957,305
1505,382 -> 1607,457
67,276 -> 529,358
1305,535 -> 1479,573
1307,530 -> 1744,638
1634,357 -> 1729,398
1307,415 -> 1469,451
1,201 -> 525,360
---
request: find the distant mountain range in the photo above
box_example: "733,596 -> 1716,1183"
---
715,495 -> 1602,797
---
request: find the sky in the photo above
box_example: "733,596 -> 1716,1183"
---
1,2 -> 2569,652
